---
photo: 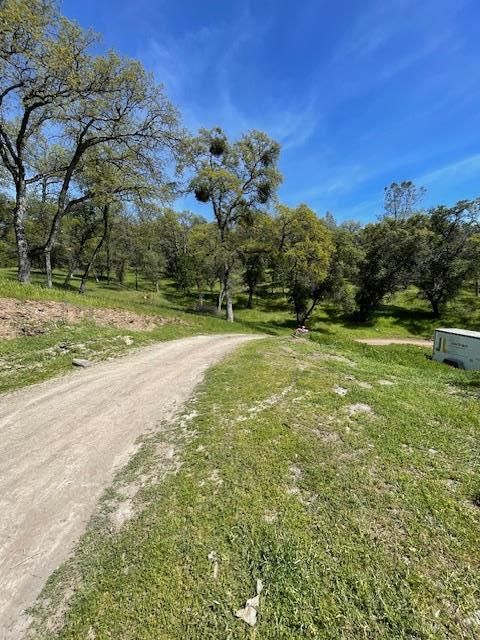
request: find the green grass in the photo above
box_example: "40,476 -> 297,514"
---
28,334 -> 480,639
234,285 -> 480,339
1,265 -> 479,394
3,268 -> 479,338
0,269 -> 259,393
3,267 -> 480,637
0,266 -> 225,320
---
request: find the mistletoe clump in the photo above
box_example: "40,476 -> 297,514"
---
194,184 -> 210,202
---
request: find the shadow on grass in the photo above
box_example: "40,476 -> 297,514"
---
377,304 -> 436,336
3,268 -> 477,341
319,304 -> 437,338
447,375 -> 480,398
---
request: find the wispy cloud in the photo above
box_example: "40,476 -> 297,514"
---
287,163 -> 374,203
141,25 -> 225,100
128,0 -> 479,219
339,196 -> 383,222
263,94 -> 320,151
138,3 -> 322,149
332,0 -> 398,63
417,154 -> 480,187
328,0 -> 460,96
338,153 -> 480,219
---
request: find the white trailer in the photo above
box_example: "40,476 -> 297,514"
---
432,328 -> 480,370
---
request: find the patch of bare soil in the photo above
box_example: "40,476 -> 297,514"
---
346,403 -> 375,417
356,338 -> 432,347
0,298 -> 171,339
312,428 -> 341,443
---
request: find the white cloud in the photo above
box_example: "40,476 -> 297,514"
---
338,196 -> 383,222
418,154 -> 480,186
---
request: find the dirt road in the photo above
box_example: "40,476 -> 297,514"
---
0,334 -> 259,638
356,338 -> 432,347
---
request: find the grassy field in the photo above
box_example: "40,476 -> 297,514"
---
0,269 -> 255,393
2,267 -> 479,337
2,267 -> 480,638
1,266 -> 479,394
27,333 -> 480,639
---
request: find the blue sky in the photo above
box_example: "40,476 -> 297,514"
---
63,0 -> 480,222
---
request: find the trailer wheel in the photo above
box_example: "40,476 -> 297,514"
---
443,359 -> 460,369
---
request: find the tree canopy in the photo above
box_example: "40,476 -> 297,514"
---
0,1 -> 479,328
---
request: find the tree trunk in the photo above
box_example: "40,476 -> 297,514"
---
476,279 -> 479,297
63,264 -> 76,288
117,260 -> 126,284
44,249 -> 53,289
64,235 -> 89,288
43,212 -> 64,288
79,206 -> 110,294
247,287 -> 254,309
106,233 -> 111,284
217,280 -> 225,313
221,261 -> 235,322
13,187 -> 31,283
226,286 -> 234,322
431,299 -> 441,318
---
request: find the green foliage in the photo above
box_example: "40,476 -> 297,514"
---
237,213 -> 272,308
274,204 -> 334,324
355,198 -> 480,321
354,217 -> 422,320
0,0 -> 479,329
315,223 -> 361,315
0,193 -> 14,265
190,128 -> 282,231
414,200 -> 480,316
187,223 -> 222,304
0,0 -> 181,284
189,127 -> 282,321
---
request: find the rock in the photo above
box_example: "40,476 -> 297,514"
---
72,358 -> 92,368
333,385 -> 348,396
21,325 -> 46,336
123,336 -> 134,346
235,579 -> 264,627
208,551 -> 219,579
236,598 -> 259,627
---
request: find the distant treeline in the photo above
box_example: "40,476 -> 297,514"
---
0,1 -> 479,322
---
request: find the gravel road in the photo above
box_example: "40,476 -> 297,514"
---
356,338 -> 432,347
0,334 -> 259,638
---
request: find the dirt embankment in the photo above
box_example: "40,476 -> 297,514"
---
0,298 -> 171,339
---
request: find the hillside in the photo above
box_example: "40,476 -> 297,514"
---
24,328 -> 480,639
1,267 -> 479,394
0,269 -> 478,638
